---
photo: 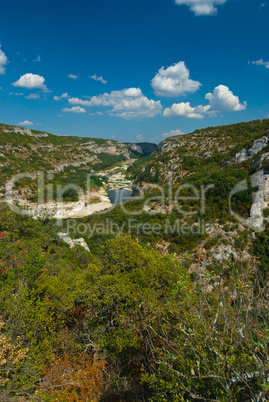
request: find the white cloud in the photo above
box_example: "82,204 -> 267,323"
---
68,88 -> 162,119
252,59 -> 269,69
109,97 -> 162,119
161,129 -> 184,138
34,55 -> 41,62
25,93 -> 40,100
89,112 -> 104,116
205,85 -> 247,112
136,134 -> 144,141
18,120 -> 33,126
163,102 -> 210,118
69,97 -> 100,106
11,92 -> 24,96
151,61 -> 201,97
164,85 -> 246,118
68,74 -> 78,80
0,48 -> 8,74
175,0 -> 226,15
54,93 -> 70,101
62,106 -> 86,113
12,73 -> 49,92
90,75 -> 107,84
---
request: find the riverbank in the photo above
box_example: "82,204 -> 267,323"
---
5,160 -> 135,219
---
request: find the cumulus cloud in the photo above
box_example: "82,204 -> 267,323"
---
25,93 -> 40,100
151,61 -> 201,97
161,129 -> 184,138
252,59 -> 269,69
12,73 -> 49,92
54,93 -> 70,101
0,48 -> 8,74
175,0 -> 226,15
18,120 -> 33,126
68,74 -> 78,80
34,55 -> 41,62
62,106 -> 86,113
164,85 -> 246,118
68,87 -> 162,119
163,102 -> 210,118
90,75 -> 107,84
205,85 -> 247,112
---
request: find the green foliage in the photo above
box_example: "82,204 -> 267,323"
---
204,236 -> 219,250
253,226 -> 269,279
181,155 -> 202,170
62,188 -> 79,202
126,153 -> 157,180
92,153 -> 126,171
0,204 -> 268,400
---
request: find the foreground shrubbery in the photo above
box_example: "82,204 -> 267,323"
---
0,205 -> 268,401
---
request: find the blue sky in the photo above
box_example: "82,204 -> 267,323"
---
0,0 -> 268,143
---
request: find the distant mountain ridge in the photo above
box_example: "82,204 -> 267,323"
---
124,142 -> 158,156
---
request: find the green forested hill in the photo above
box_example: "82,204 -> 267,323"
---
0,123 -> 129,189
130,118 -> 269,184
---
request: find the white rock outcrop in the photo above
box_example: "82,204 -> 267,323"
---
58,233 -> 90,252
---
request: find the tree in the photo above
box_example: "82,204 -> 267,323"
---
0,317 -> 28,396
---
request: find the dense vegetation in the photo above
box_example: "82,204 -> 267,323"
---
0,204 -> 269,401
91,153 -> 127,171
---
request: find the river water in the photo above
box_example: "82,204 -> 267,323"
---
107,187 -> 133,204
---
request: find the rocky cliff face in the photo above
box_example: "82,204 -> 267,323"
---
124,142 -> 158,156
248,170 -> 266,231
233,136 -> 269,163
